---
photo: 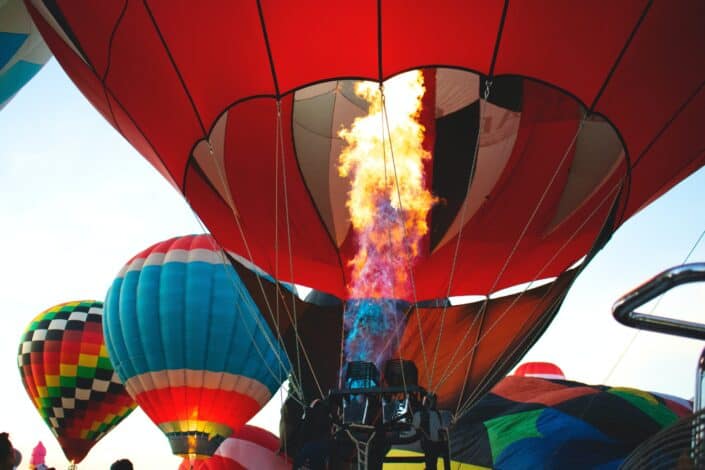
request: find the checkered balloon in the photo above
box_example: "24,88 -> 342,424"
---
17,300 -> 137,463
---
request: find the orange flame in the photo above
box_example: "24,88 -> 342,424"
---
187,433 -> 197,460
338,70 -> 435,299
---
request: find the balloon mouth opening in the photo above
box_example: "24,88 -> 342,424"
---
167,431 -> 227,459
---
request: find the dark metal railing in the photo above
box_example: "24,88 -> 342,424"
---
613,263 -> 705,340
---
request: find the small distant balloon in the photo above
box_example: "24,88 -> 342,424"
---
514,361 -> 566,380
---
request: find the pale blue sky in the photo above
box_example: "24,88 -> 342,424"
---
1,60 -> 703,468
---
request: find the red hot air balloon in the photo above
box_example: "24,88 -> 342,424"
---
514,362 -> 566,380
25,1 -> 705,302
25,1 -> 705,412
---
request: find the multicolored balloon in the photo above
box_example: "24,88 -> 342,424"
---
0,0 -> 50,110
104,234 -> 290,458
447,375 -> 691,469
178,425 -> 289,470
17,301 -> 136,464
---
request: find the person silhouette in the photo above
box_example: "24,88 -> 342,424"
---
110,459 -> 133,470
0,433 -> 21,470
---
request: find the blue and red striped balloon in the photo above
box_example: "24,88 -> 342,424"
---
104,235 -> 289,457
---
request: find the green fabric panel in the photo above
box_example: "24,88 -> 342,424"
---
485,408 -> 544,461
609,389 -> 678,428
60,376 -> 76,387
97,356 -> 112,370
77,365 -> 95,378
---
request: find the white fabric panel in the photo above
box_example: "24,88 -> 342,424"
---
547,119 -> 623,233
68,311 -> 88,322
1,1 -> 50,71
295,89 -> 337,137
294,79 -> 367,247
0,0 -> 32,33
163,247 -> 223,265
294,81 -> 337,100
327,137 -> 353,246
488,277 -> 557,299
185,369 -> 205,389
127,370 -> 272,407
193,112 -> 238,215
293,122 -> 337,238
126,248 -> 224,271
435,68 -> 480,118
525,373 -> 566,380
217,438 -> 289,469
167,368 -> 187,388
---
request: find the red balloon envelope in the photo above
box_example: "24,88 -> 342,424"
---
26,1 -> 705,302
26,1 -> 705,408
178,426 -> 288,470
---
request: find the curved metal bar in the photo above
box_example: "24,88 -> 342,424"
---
613,263 -> 705,340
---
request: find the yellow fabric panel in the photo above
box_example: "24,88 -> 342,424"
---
383,449 -> 490,470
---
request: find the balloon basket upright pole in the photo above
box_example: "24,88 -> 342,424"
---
68,460 -> 77,470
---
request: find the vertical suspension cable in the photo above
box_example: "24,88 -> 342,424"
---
275,100 -> 303,397
380,83 -> 427,391
273,100 -> 286,403
187,143 -> 296,400
452,308 -> 488,417
202,123 -> 326,401
379,85 -> 408,393
276,99 -> 326,400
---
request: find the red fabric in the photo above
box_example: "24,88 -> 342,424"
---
177,425 -> 286,470
29,1 -> 705,301
134,387 -> 261,430
493,376 -> 598,406
398,271 -> 575,409
493,1 -> 649,101
514,362 -> 565,379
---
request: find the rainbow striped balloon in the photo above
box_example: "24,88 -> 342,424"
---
104,235 -> 290,458
17,301 -> 136,463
